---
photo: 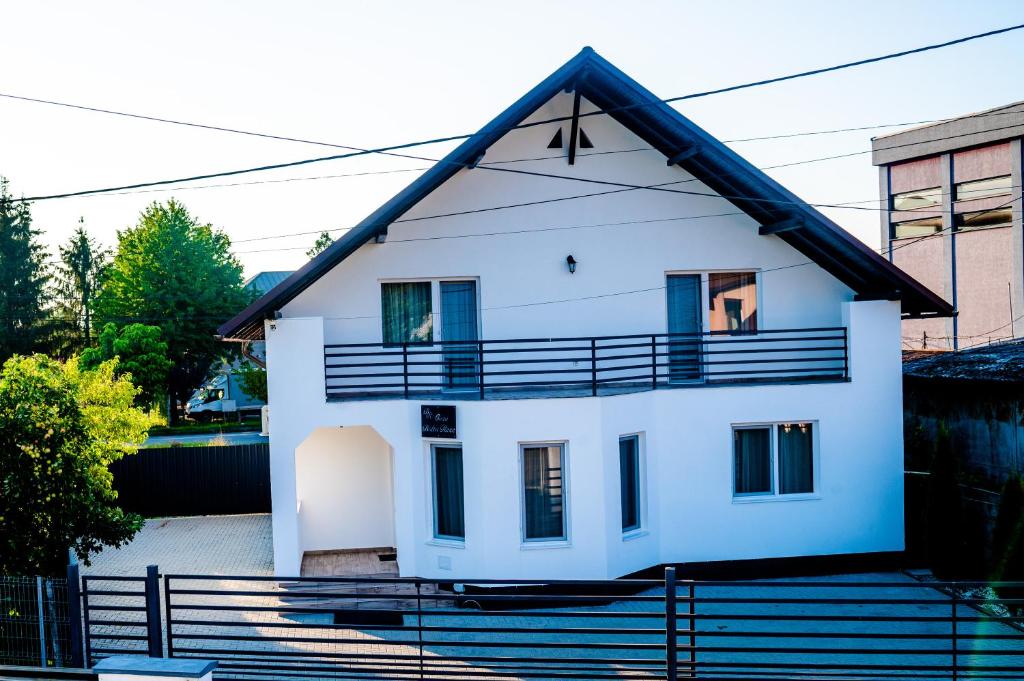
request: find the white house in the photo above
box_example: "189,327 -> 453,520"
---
219,48 -> 951,581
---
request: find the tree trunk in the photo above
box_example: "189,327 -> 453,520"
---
167,387 -> 179,426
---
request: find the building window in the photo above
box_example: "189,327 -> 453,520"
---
955,207 -> 1013,231
734,427 -> 772,495
733,423 -> 815,498
778,423 -> 814,494
891,187 -> 942,212
431,444 -> 465,540
521,443 -> 567,541
619,435 -> 641,532
381,282 -> 433,344
955,175 -> 1011,202
891,216 -> 942,239
709,272 -> 757,333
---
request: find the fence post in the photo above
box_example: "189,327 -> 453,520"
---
144,565 -> 163,657
478,341 -> 485,401
403,343 -> 410,399
416,581 -> 424,680
665,567 -> 677,681
66,564 -> 85,668
651,335 -> 658,388
164,575 -> 175,658
687,582 -> 696,678
591,338 -> 598,397
951,584 -> 958,681
35,576 -> 47,667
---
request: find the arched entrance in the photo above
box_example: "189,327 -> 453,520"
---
294,426 -> 397,576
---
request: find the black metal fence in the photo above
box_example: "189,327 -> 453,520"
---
0,566 -> 84,670
109,444 -> 271,517
73,567 -> 1024,680
324,328 -> 849,401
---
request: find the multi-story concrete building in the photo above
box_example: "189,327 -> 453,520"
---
872,102 -> 1024,350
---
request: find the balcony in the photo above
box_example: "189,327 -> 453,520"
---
323,327 -> 849,401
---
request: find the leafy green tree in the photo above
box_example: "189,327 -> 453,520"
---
94,200 -> 250,423
237,363 -> 268,402
54,218 -> 110,352
306,231 -> 334,258
81,323 -> 173,406
0,354 -> 151,575
0,178 -> 50,361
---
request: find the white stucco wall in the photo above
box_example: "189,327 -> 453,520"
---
295,426 -> 396,552
265,301 -> 904,580
280,94 -> 852,347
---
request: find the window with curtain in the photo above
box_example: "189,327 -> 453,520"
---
733,423 -> 816,498
619,435 -> 641,532
431,445 -> 465,540
381,282 -> 433,345
709,272 -> 757,333
778,423 -> 813,494
522,444 -> 566,541
734,427 -> 772,495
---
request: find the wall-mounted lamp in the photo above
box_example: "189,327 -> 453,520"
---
566,255 -> 578,274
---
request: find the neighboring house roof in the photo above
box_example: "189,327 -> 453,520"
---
903,340 -> 1024,384
219,47 -> 952,341
244,271 -> 294,296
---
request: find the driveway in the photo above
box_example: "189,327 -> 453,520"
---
142,431 -> 269,448
82,514 -> 273,577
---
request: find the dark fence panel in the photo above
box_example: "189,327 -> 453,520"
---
109,445 -> 270,517
0,576 -> 72,668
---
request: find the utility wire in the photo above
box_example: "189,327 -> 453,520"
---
13,23 -> 1024,202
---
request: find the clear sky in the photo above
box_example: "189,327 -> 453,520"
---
1,1 -> 1022,278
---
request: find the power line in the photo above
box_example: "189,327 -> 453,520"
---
14,23 -> 1024,202
219,112 -> 1024,250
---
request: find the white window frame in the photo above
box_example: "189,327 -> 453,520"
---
664,269 -> 764,337
518,441 -> 571,547
731,421 -> 819,503
618,433 -> 646,537
379,277 -> 482,343
424,440 -> 467,548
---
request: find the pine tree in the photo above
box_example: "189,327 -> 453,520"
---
54,218 -> 110,352
0,178 -> 50,361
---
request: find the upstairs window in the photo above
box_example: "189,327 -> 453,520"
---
956,207 -> 1013,231
892,187 -> 942,212
956,175 -> 1011,202
709,272 -> 757,333
892,216 -> 942,240
381,282 -> 433,345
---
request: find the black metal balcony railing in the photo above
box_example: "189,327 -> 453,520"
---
323,327 -> 848,401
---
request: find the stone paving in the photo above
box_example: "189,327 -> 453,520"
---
79,516 -> 1024,680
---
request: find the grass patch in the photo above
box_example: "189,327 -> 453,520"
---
149,419 -> 261,436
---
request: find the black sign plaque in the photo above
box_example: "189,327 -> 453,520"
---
421,405 -> 457,439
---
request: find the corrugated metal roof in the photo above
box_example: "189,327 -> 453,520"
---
244,271 -> 294,296
219,47 -> 952,341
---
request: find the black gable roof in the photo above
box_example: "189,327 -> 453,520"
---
220,47 -> 951,341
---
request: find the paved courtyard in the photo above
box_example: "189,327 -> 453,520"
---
78,515 -> 1024,680
83,514 -> 273,577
